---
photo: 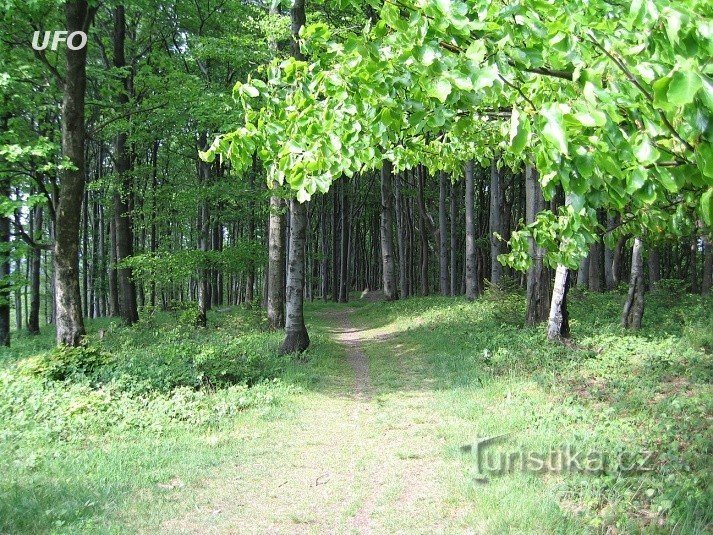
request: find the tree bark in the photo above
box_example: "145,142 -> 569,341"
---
280,199 -> 310,354
489,160 -> 503,286
439,170 -> 450,296
0,134 -> 10,345
588,240 -> 604,292
622,237 -> 645,329
380,160 -> 397,300
450,180 -> 457,296
28,203 -> 42,334
702,236 -> 712,296
465,161 -> 478,300
395,173 -> 407,299
196,134 -> 211,327
55,1 -> 95,346
339,180 -> 350,302
113,5 -> 138,325
279,0 -> 309,354
268,194 -> 285,327
525,166 -> 550,324
547,265 -> 570,341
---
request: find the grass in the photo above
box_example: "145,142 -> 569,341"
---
0,288 -> 710,533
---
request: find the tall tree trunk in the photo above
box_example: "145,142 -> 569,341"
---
622,238 -> 645,329
14,258 -> 22,331
55,1 -> 95,346
547,265 -> 570,341
439,170 -> 450,296
450,180 -> 457,296
604,215 -> 616,290
196,134 -> 211,327
0,130 -> 10,345
395,173 -> 407,299
689,234 -> 699,294
280,198 -> 310,354
702,236 -> 712,296
525,166 -> 550,324
280,0 -> 309,354
489,160 -> 503,286
268,194 -> 285,327
465,161 -> 478,300
245,165 -> 256,303
28,203 -> 42,334
416,165 -> 430,296
113,5 -> 138,325
339,180 -> 350,302
331,183 -> 340,301
588,240 -> 604,292
380,160 -> 397,300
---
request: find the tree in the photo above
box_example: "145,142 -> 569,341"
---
55,1 -> 97,346
380,160 -> 397,300
621,238 -> 645,329
279,0 -> 310,354
464,161 -> 478,300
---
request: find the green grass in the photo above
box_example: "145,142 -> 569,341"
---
0,290 -> 710,533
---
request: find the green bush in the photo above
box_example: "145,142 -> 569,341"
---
21,344 -> 113,382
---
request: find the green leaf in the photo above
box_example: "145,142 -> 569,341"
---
239,84 -> 260,98
667,71 -> 702,106
509,107 -> 529,154
701,188 -> 713,226
696,142 -> 713,178
428,78 -> 452,103
541,106 -> 569,156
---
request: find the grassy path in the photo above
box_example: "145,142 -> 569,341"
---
145,303 -> 460,534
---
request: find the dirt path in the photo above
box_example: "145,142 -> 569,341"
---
156,305 -> 457,535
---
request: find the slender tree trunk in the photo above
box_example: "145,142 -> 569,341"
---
489,160 -> 503,286
28,203 -> 42,334
622,238 -> 645,329
196,134 -> 211,328
450,180 -> 457,296
108,217 -> 119,316
0,137 -> 10,345
55,1 -> 95,346
280,0 -> 309,354
525,166 -> 550,324
702,236 -> 712,296
112,5 -> 138,325
465,161 -> 477,300
395,173 -> 407,299
245,165 -> 256,303
439,170 -> 450,296
339,180 -> 350,302
604,215 -> 616,290
14,258 -> 22,331
547,265 -> 571,340
588,211 -> 605,292
280,198 -> 310,354
331,183 -> 340,301
690,234 -> 699,294
268,194 -> 285,327
380,160 -> 397,300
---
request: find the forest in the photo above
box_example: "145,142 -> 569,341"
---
1,0 -> 712,533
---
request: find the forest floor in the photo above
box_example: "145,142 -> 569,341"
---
1,288 -> 711,534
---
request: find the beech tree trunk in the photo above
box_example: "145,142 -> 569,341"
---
702,237 -> 712,296
268,194 -> 285,328
279,0 -> 309,354
622,238 -> 645,329
339,181 -> 350,302
113,5 -> 138,325
380,160 -> 397,300
0,141 -> 10,346
196,137 -> 211,328
280,197 -> 310,354
439,170 -> 450,296
55,1 -> 95,346
465,161 -> 477,300
489,160 -> 503,286
28,203 -> 42,334
588,240 -> 604,292
450,180 -> 457,296
547,265 -> 570,341
395,173 -> 407,299
525,166 -> 550,324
